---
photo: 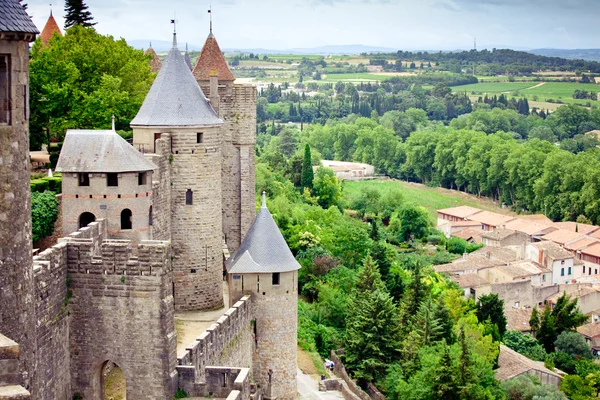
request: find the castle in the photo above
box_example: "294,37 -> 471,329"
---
0,2 -> 298,399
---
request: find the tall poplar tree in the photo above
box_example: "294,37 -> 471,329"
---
301,144 -> 314,190
64,0 -> 96,29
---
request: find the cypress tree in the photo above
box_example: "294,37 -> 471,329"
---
301,144 -> 314,190
64,0 -> 96,29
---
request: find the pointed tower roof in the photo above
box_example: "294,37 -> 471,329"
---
40,12 -> 62,45
131,33 -> 223,127
144,45 -> 162,74
192,32 -> 235,82
184,43 -> 193,71
227,193 -> 301,274
0,0 -> 39,34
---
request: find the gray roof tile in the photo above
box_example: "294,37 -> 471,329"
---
56,130 -> 157,173
227,194 -> 301,274
0,0 -> 39,34
130,34 -> 222,127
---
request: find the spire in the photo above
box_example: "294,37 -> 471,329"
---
184,42 -> 193,71
192,28 -> 236,82
208,3 -> 213,37
261,192 -> 267,208
111,114 -> 115,131
171,17 -> 177,49
40,7 -> 63,46
50,3 -> 53,17
149,41 -> 152,48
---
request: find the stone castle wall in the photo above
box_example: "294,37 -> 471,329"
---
0,38 -> 37,395
177,295 -> 253,397
145,135 -> 171,241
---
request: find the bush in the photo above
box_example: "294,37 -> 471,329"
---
447,237 -> 467,254
30,179 -> 49,193
31,191 -> 59,242
49,152 -> 59,170
42,176 -> 62,193
503,330 -> 547,361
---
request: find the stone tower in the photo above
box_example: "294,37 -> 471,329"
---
0,0 -> 38,393
193,27 -> 256,254
131,33 -> 225,311
227,193 -> 299,400
56,128 -> 157,244
39,9 -> 62,46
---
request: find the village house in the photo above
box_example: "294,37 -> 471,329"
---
540,228 -> 585,247
554,221 -> 600,235
438,219 -> 482,238
495,345 -> 564,387
577,323 -> 600,356
466,210 -> 516,231
526,241 -> 576,284
578,242 -> 600,276
316,160 -> 375,180
436,205 -> 482,225
451,273 -> 491,299
504,219 -> 557,242
481,229 -> 529,248
546,284 -> 600,314
505,308 -> 533,333
451,227 -> 483,243
484,260 -> 551,287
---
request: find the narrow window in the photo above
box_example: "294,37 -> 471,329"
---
583,266 -> 586,274
197,132 -> 204,143
138,172 -> 146,185
154,132 -> 162,153
78,173 -> 90,187
107,173 -> 118,187
542,274 -> 546,282
185,189 -> 193,205
272,272 -> 280,286
0,55 -> 11,124
120,209 -> 132,230
23,84 -> 27,120
149,206 -> 153,226
568,267 -> 572,275
561,268 -> 565,276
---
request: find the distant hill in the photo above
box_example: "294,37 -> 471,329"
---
529,49 -> 600,62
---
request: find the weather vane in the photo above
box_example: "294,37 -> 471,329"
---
208,3 -> 212,34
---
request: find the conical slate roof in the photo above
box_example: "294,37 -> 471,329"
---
227,193 -> 301,274
184,43 -> 193,71
56,129 -> 157,173
40,13 -> 61,45
193,32 -> 235,82
131,33 -> 223,127
0,0 -> 39,34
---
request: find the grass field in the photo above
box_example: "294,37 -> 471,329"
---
451,82 -> 537,94
322,72 -> 390,82
343,179 -> 513,222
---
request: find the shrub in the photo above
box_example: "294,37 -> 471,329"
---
30,179 -> 49,193
42,176 -> 62,193
31,191 -> 59,242
447,237 -> 468,254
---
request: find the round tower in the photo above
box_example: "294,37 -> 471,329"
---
131,32 -> 225,311
0,1 -> 39,393
227,193 -> 299,400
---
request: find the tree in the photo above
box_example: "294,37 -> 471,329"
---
476,293 -> 508,337
31,192 -> 59,242
503,330 -> 547,361
502,374 -> 567,400
529,307 -> 540,335
29,26 -> 154,148
344,256 -> 401,383
397,204 -> 431,242
554,331 -> 592,360
301,144 -> 314,190
64,0 -> 96,28
432,343 -> 461,400
312,167 -> 342,209
560,375 -> 596,400
277,126 -> 299,157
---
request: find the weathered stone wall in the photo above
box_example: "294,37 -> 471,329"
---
249,271 -> 298,400
0,38 -> 36,395
145,135 -> 171,241
61,171 -> 154,244
177,295 -> 253,393
64,220 -> 177,400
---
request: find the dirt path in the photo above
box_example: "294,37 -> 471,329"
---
524,82 -> 546,90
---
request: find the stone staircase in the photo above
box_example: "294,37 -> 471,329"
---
0,334 -> 29,400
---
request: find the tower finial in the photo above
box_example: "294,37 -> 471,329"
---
111,114 -> 115,131
50,3 -> 52,17
208,3 -> 213,34
170,17 -> 177,48
149,41 -> 152,48
261,191 -> 267,208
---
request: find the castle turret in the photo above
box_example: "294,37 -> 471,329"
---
56,128 -> 157,243
0,0 -> 38,394
184,43 -> 193,71
39,9 -> 62,46
227,193 -> 299,400
194,25 -> 256,254
144,42 -> 162,74
131,32 -> 225,310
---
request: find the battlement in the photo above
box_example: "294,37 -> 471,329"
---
177,295 -> 253,396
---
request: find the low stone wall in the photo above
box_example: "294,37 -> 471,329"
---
329,350 -> 379,400
177,295 -> 253,397
319,379 -> 363,400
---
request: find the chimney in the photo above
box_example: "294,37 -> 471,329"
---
209,69 -> 220,115
486,251 -> 491,259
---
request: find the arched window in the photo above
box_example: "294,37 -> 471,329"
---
120,209 -> 132,230
149,206 -> 153,226
185,189 -> 193,205
78,212 -> 96,229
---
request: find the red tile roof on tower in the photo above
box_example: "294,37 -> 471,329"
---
192,32 -> 235,82
40,13 -> 61,45
144,46 -> 162,74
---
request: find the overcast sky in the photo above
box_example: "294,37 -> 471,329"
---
25,0 -> 600,51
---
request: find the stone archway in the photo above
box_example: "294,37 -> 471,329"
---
79,212 -> 96,229
100,360 -> 126,400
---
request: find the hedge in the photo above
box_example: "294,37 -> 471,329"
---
31,191 -> 59,242
30,179 -> 49,193
30,176 -> 62,194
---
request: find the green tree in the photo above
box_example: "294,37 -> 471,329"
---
64,0 -> 96,28
301,144 -> 314,190
29,26 -> 154,148
398,204 -> 431,242
344,256 -> 401,383
312,167 -> 342,209
503,330 -> 547,361
535,293 -> 588,352
413,298 -> 444,347
561,375 -> 596,400
529,307 -> 540,335
476,293 -> 508,337
432,343 -> 461,400
554,331 -> 592,360
278,126 -> 299,157
31,191 -> 59,242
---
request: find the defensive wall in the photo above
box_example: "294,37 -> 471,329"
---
177,295 -> 253,398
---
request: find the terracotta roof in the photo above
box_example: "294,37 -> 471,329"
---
541,229 -> 585,245
472,246 -> 519,263
467,211 -> 515,227
529,241 -> 573,260
577,322 -> 600,339
565,237 -> 600,252
434,255 -> 503,274
554,221 -> 599,235
506,308 -> 533,331
40,13 -> 61,45
496,345 -> 563,382
440,220 -> 482,228
193,32 -> 235,82
546,286 -> 598,303
437,206 -> 482,219
517,214 -> 553,225
581,243 -> 600,258
452,228 -> 483,242
590,230 -> 600,240
505,219 -> 556,236
494,262 -> 548,280
144,46 -> 162,74
481,229 -> 517,241
451,273 -> 489,289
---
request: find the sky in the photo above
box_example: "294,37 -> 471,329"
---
25,0 -> 600,51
